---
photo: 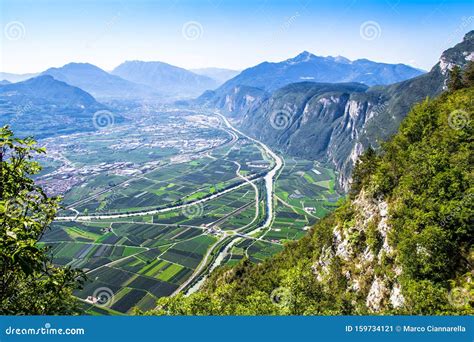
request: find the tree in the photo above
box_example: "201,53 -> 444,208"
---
462,60 -> 474,87
0,126 -> 84,314
349,146 -> 378,198
447,65 -> 464,92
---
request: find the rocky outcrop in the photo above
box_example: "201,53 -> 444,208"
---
311,190 -> 405,312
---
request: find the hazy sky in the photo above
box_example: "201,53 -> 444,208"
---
0,0 -> 473,73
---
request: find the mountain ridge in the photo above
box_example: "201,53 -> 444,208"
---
41,62 -> 158,100
112,60 -> 219,98
205,51 -> 425,99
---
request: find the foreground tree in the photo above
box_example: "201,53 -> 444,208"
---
0,126 -> 84,314
447,65 -> 464,92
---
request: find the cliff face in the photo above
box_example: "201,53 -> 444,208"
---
206,32 -> 474,191
312,190 -> 403,312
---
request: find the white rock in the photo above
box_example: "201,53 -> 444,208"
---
366,276 -> 387,312
389,283 -> 404,308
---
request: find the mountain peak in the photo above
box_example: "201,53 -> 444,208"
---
24,74 -> 57,84
57,62 -> 101,70
288,52 -> 353,65
288,51 -> 316,64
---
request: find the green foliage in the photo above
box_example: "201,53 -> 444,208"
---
401,279 -> 451,315
448,61 -> 474,92
0,126 -> 84,314
448,65 -> 464,92
350,146 -> 378,198
366,218 -> 383,254
463,61 -> 474,87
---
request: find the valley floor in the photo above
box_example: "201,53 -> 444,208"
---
38,108 -> 340,314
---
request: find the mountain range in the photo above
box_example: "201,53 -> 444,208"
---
196,52 -> 425,109
231,51 -> 425,89
1,53 -> 423,103
1,63 -> 239,100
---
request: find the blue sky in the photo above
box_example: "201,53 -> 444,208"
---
0,0 -> 473,73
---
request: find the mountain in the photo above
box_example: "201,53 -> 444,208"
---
190,68 -> 240,84
145,78 -> 474,316
197,85 -> 270,118
0,75 -> 118,138
202,52 -> 424,103
0,72 -> 38,83
214,31 -> 474,190
112,61 -> 219,98
41,63 -> 157,100
0,80 -> 11,85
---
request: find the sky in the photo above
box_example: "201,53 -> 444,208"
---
0,0 -> 473,74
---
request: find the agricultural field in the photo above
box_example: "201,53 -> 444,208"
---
263,157 -> 341,244
68,157 -> 242,214
42,220 -> 218,313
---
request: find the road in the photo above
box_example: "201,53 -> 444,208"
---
55,178 -> 258,221
215,112 -> 283,235
175,112 -> 284,295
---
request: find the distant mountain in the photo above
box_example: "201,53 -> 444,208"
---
112,61 -> 219,98
196,52 -> 425,114
0,72 -> 38,83
0,75 -> 119,138
190,68 -> 240,84
214,31 -> 474,190
41,63 -> 158,100
0,80 -> 11,85
214,52 -> 423,94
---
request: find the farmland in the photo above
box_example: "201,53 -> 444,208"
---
38,109 -> 341,313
